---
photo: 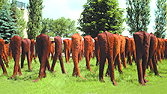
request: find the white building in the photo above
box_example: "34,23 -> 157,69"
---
16,1 -> 28,38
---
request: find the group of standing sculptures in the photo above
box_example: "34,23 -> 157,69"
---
0,31 -> 166,85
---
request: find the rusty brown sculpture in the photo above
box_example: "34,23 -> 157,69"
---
21,38 -> 32,70
9,36 -> 22,79
84,35 -> 94,73
51,36 -> 66,73
33,33 -> 51,82
0,39 -> 8,75
161,38 -> 165,60
125,37 -> 132,65
130,38 -> 136,62
157,38 -> 163,63
113,34 -> 123,73
147,33 -> 159,75
30,39 -> 37,63
98,31 -> 117,85
71,33 -> 86,79
80,40 -> 84,62
133,31 -> 150,86
94,37 -> 100,66
165,39 -> 167,58
63,39 -> 72,64
0,42 -> 9,68
119,35 -> 127,68
50,41 -> 54,60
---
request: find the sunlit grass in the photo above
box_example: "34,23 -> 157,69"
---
0,56 -> 167,94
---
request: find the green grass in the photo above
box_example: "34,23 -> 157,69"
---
0,56 -> 167,94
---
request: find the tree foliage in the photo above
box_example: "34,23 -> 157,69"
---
153,0 -> 166,38
78,0 -> 125,38
11,0 -> 26,38
41,17 -> 77,37
27,0 -> 43,39
0,0 -> 7,9
0,0 -> 17,42
126,0 -> 151,35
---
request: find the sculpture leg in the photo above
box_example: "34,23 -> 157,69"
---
99,55 -> 106,82
59,53 -> 66,73
12,54 -> 21,78
142,55 -> 149,83
21,51 -> 26,68
107,56 -> 118,85
136,55 -> 146,85
26,52 -> 32,70
152,54 -> 159,75
51,53 -> 59,72
72,53 -> 86,79
0,56 -> 7,75
121,52 -> 127,68
33,57 -> 46,82
115,54 -> 123,73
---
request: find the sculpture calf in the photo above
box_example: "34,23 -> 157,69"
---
71,33 -> 86,79
156,38 -> 163,63
0,39 -> 7,75
147,33 -> 159,75
125,37 -> 132,65
63,39 -> 72,64
30,39 -> 37,63
94,37 -> 100,66
21,38 -> 32,70
119,35 -> 127,68
33,33 -> 51,82
130,38 -> 136,62
84,35 -> 94,73
51,36 -> 66,73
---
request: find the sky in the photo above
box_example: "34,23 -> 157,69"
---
18,0 -> 157,37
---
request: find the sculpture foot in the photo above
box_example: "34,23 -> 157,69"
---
33,78 -> 40,82
51,71 -> 57,74
67,62 -> 71,64
112,81 -> 118,86
100,79 -> 105,82
90,70 -> 95,73
79,75 -> 87,80
140,80 -> 146,86
29,68 -> 33,71
144,78 -> 148,83
62,71 -> 67,74
19,73 -> 22,76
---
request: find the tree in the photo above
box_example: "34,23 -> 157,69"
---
78,0 -> 125,38
11,0 -> 26,38
126,0 -> 151,35
0,0 -> 18,43
27,0 -> 43,39
154,0 -> 166,38
48,17 -> 77,37
41,18 -> 50,34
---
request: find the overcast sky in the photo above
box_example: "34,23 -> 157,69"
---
18,0 -> 157,37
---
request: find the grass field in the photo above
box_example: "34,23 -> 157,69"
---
0,56 -> 167,94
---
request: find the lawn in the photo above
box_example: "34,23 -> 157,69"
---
0,56 -> 167,94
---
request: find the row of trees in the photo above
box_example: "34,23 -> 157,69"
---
78,0 -> 166,38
